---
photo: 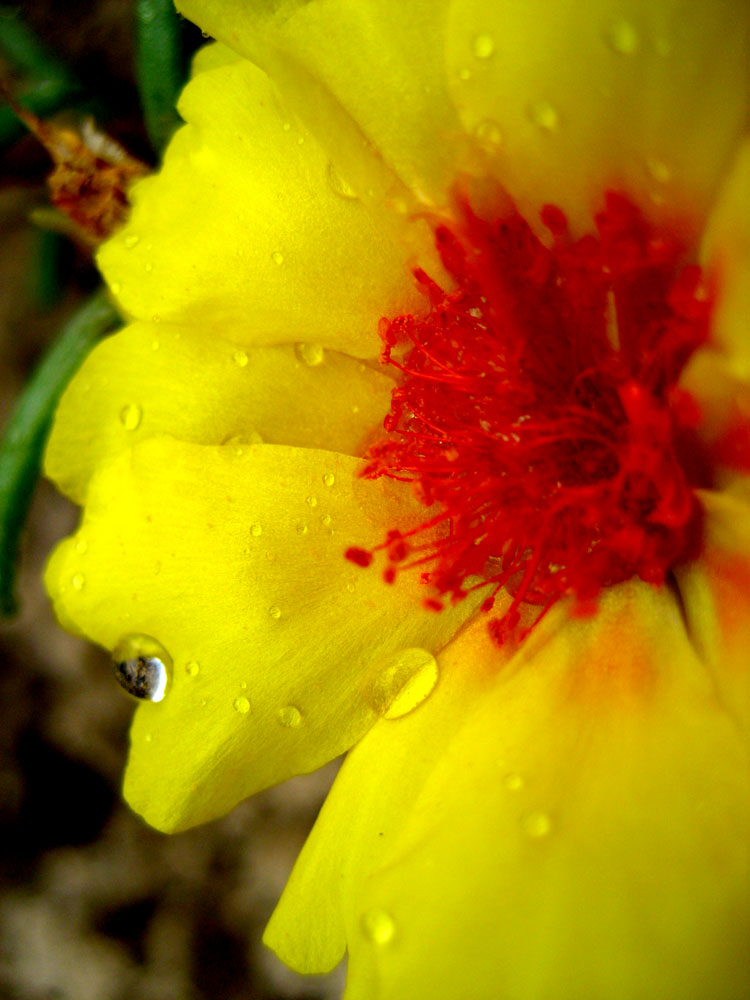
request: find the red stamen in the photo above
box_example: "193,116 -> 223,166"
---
350,190 -> 716,644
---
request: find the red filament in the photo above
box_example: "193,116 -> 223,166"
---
346,191 -> 714,643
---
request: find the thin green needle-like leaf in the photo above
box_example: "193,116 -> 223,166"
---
135,0 -> 186,153
0,290 -> 120,617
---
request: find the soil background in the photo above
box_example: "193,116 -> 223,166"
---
1,3 -> 342,998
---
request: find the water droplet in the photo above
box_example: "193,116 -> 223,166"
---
282,122 -> 291,132
326,161 -> 358,200
295,521 -> 309,535
503,773 -> 524,792
361,908 -> 395,945
74,538 -> 88,554
144,732 -> 153,743
233,349 -> 249,368
124,233 -> 140,248
369,648 -> 439,719
71,573 -> 85,591
110,281 -> 122,295
144,261 -> 154,273
268,605 -> 282,620
119,403 -> 142,431
474,118 -> 503,150
305,495 -> 318,507
185,660 -> 201,677
605,19 -> 640,55
240,680 -> 248,690
112,634 -> 172,702
322,472 -> 335,487
320,513 -> 332,527
271,251 -> 284,265
527,100 -> 559,132
346,580 -> 356,593
521,810 -> 553,838
250,523 -> 263,537
151,339 -> 160,350
458,67 -> 472,81
472,33 -> 495,59
295,342 -> 324,366
278,705 -> 302,728
646,157 -> 672,184
233,696 -> 250,714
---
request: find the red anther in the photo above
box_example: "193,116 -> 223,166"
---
349,190 -> 715,645
345,547 -> 373,568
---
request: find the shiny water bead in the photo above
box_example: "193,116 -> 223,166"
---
503,773 -> 524,792
250,523 -> 263,537
521,810 -> 553,838
119,403 -> 142,430
268,605 -> 282,619
604,19 -> 640,55
271,251 -> 284,265
123,233 -> 140,248
71,573 -> 85,590
233,349 -> 249,367
233,696 -> 250,714
361,908 -> 396,945
368,648 -> 439,719
474,118 -> 503,151
326,160 -> 358,200
322,472 -> 335,487
112,634 -> 172,702
277,705 -> 302,728
295,342 -> 325,366
472,33 -> 495,59
185,660 -> 201,677
527,100 -> 559,131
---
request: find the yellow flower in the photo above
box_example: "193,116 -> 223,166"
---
44,1 -> 749,998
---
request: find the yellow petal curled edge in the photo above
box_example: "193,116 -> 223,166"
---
44,321 -> 394,505
45,438 -> 481,832
97,46 -> 442,356
267,582 -> 750,999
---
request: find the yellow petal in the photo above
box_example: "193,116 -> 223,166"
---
675,489 -> 750,736
268,583 -> 750,998
446,0 -> 749,236
701,138 -> 750,377
45,438 -> 480,832
44,321 -> 393,504
97,49 -> 438,357
175,1 -> 469,206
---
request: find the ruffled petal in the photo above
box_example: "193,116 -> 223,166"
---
267,583 -> 750,999
45,321 -> 393,504
446,0 -> 749,236
97,47 -> 439,356
45,438 -> 480,832
175,1 -> 468,205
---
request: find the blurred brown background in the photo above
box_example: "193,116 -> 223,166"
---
0,3 -> 342,997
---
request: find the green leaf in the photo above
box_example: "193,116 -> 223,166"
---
135,0 -> 187,153
0,290 -> 120,617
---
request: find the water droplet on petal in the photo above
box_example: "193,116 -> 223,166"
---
474,118 -> 503,150
271,251 -> 284,265
124,233 -> 140,248
185,660 -> 201,677
604,19 -> 640,55
458,67 -> 472,81
110,281 -> 122,295
112,634 -> 172,702
233,696 -> 250,714
144,261 -> 154,273
322,472 -> 335,487
151,339 -> 160,350
528,100 -> 559,132
71,573 -> 85,590
472,33 -> 495,59
119,403 -> 142,431
326,161 -> 358,200
305,495 -> 318,507
278,705 -> 302,728
233,349 -> 249,368
250,523 -> 263,537
646,157 -> 672,184
295,342 -> 325,366
521,810 -> 553,838
503,773 -> 524,792
369,648 -> 439,719
320,513 -> 332,527
361,908 -> 395,945
74,538 -> 88,554
268,605 -> 281,620
295,521 -> 309,535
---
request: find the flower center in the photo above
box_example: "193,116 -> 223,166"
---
346,191 -> 714,643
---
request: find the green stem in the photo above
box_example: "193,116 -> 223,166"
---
135,0 -> 186,153
0,290 -> 120,616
